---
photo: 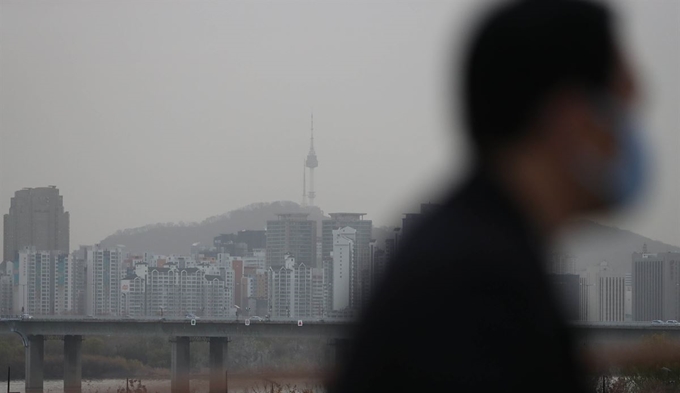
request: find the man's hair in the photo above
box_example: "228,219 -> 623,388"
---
462,0 -> 617,155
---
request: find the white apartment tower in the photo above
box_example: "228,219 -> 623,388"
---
85,246 -> 122,316
331,227 -> 355,311
14,247 -> 73,315
121,262 -> 233,318
268,254 -> 324,319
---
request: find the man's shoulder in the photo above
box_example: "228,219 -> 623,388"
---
396,193 -> 527,264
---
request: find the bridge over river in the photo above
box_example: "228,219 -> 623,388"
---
2,318 -> 677,393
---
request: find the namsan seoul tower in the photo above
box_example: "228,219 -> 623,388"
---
304,113 -> 318,207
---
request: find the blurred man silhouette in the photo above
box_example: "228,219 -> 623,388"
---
328,0 -> 644,392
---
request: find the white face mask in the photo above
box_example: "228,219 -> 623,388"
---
570,95 -> 647,207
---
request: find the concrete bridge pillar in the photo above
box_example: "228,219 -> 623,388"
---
209,337 -> 228,393
64,335 -> 83,393
171,337 -> 191,393
25,335 -> 44,393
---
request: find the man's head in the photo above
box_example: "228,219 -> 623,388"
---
461,0 -> 643,213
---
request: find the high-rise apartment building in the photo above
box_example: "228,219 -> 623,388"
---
632,251 -> 680,321
71,246 -> 89,315
3,186 -> 70,262
331,227 -> 355,311
120,264 -> 147,318
85,246 -> 122,316
121,262 -> 232,318
266,213 -> 317,269
14,248 -> 73,315
267,255 -> 325,319
232,259 -> 244,309
322,213 -> 372,309
0,261 -> 14,315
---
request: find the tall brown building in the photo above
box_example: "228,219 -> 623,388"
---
3,186 -> 70,261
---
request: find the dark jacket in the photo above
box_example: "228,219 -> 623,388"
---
328,168 -> 589,393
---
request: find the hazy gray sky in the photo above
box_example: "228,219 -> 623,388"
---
1,0 -> 678,251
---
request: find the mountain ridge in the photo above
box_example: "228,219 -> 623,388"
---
100,202 -> 679,276
100,200 -> 327,255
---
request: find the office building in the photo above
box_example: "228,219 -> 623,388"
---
213,234 -> 248,257
242,249 -> 266,270
578,261 -> 629,322
599,275 -> 626,322
3,186 -> 70,262
236,230 -> 267,252
625,273 -> 632,321
632,251 -> 680,321
266,213 -> 317,269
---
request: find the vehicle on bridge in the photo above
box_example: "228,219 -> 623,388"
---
666,320 -> 680,325
652,320 -> 665,325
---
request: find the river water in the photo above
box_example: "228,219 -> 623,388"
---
7,377 -> 326,393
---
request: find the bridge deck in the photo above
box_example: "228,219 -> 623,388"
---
1,318 -> 354,338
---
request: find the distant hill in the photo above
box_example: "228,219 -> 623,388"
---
370,220 -> 680,276
555,219 -> 680,275
100,202 -> 679,277
99,201 -> 328,255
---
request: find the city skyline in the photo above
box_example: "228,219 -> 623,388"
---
1,0 -> 677,252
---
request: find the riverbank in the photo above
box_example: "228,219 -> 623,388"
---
7,372 -> 329,393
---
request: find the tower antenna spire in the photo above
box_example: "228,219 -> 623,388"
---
302,159 -> 307,207
305,111 -> 319,207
